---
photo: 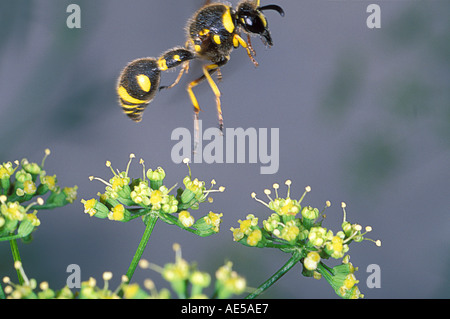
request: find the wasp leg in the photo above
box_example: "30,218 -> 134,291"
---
187,59 -> 228,150
187,73 -> 208,151
159,61 -> 190,91
156,47 -> 195,91
187,61 -> 228,128
247,34 -> 256,57
216,68 -> 223,82
202,63 -> 225,133
233,34 -> 259,67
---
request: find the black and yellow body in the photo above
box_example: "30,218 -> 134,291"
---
117,49 -> 195,122
117,0 -> 284,135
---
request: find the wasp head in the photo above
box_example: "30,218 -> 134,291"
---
236,0 -> 284,47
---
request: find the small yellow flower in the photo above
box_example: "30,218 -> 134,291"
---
108,204 -> 125,221
239,219 -> 252,234
130,181 -> 151,205
1,201 -> 26,221
331,236 -> 343,251
343,273 -> 358,290
279,221 -> 299,242
0,162 -> 16,179
237,214 -> 258,235
178,210 -> 195,228
23,180 -> 37,195
190,271 -> 211,288
150,190 -> 163,205
216,261 -> 246,296
82,199 -> 97,217
41,175 -> 57,191
111,175 -> 128,190
123,283 -> 140,299
26,212 -> 41,227
247,229 -> 262,247
279,199 -> 300,216
162,259 -> 190,282
204,211 -> 223,233
63,186 -> 78,203
303,251 -> 321,271
230,227 -> 244,242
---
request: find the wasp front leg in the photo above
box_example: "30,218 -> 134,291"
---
246,34 -> 256,58
233,33 -> 259,67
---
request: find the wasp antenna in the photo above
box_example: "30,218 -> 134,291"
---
259,4 -> 285,17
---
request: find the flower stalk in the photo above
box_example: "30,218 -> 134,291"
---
125,213 -> 158,282
0,281 -> 5,299
246,249 -> 303,299
9,239 -> 24,285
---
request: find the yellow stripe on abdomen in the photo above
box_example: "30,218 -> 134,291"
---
117,86 -> 147,104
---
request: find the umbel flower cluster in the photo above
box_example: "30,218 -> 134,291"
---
0,149 -> 77,242
135,243 -> 246,299
2,244 -> 246,299
231,181 -> 381,299
82,155 -> 224,236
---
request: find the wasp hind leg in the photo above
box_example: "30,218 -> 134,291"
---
159,61 -> 190,91
157,47 -> 195,90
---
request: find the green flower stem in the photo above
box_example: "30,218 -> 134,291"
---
30,203 -> 65,210
9,239 -> 24,285
315,262 -> 334,287
0,234 -> 24,242
155,212 -> 212,237
125,214 -> 158,282
245,249 -> 303,299
0,281 -> 5,299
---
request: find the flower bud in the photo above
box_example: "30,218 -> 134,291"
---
303,251 -> 321,271
146,167 -> 166,190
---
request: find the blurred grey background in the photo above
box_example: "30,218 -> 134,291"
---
0,0 -> 449,298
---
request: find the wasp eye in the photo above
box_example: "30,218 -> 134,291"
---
241,13 -> 265,34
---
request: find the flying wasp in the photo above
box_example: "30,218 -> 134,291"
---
117,0 -> 284,143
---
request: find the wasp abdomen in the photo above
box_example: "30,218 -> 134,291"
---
117,58 -> 161,122
118,49 -> 195,122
